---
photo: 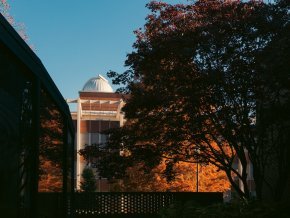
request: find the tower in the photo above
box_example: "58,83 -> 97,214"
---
67,75 -> 125,191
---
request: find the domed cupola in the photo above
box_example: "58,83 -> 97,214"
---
82,74 -> 113,93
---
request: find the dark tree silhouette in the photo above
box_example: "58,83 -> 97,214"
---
80,168 -> 97,192
83,0 -> 289,201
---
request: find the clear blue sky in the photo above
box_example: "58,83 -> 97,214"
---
8,0 -> 186,103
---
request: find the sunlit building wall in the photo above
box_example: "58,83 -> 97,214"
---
67,75 -> 125,191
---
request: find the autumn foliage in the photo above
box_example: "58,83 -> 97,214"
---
106,0 -> 289,201
114,161 -> 230,193
38,93 -> 64,192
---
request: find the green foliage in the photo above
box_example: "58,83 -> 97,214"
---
159,200 -> 289,218
80,167 -> 97,192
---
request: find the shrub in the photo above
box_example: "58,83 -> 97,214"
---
159,200 -> 289,218
80,167 -> 97,192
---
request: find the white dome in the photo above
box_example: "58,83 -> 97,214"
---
82,74 -> 113,92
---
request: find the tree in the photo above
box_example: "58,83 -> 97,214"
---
105,0 -> 289,201
100,158 -> 230,193
80,144 -> 230,193
254,0 -> 290,200
80,168 -> 97,192
0,0 -> 29,42
38,93 -> 65,192
0,0 -> 11,21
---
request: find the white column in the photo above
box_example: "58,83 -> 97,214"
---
238,158 -> 244,193
89,100 -> 92,145
117,100 -> 125,127
76,97 -> 82,189
120,113 -> 124,127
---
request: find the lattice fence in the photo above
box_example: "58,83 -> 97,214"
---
73,192 -> 222,217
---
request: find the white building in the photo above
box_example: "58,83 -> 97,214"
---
67,75 -> 125,191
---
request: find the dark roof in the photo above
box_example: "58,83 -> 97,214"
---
0,13 -> 74,133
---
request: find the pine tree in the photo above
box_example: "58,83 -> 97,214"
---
80,168 -> 97,192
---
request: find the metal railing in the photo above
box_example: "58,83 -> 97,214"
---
73,192 -> 223,217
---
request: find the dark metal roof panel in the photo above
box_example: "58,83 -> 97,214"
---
0,13 -> 74,133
